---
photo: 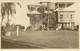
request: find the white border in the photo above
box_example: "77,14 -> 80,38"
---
0,0 -> 80,51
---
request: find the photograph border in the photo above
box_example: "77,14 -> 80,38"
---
0,0 -> 80,51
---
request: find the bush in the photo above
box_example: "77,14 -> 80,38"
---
1,26 -> 6,36
1,24 -> 17,36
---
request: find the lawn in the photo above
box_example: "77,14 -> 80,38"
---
2,30 -> 79,49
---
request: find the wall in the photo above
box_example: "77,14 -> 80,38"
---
58,11 -> 75,23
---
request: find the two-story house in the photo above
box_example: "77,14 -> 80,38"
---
55,2 -> 75,29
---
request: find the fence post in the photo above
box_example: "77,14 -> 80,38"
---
17,25 -> 19,36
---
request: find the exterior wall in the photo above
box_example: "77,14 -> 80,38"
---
57,11 -> 75,29
58,11 -> 75,23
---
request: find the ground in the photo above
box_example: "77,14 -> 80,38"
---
1,30 -> 79,49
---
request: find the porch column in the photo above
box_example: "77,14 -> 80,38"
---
62,23 -> 63,30
70,23 -> 72,29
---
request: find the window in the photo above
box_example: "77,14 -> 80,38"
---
59,3 -> 65,8
60,14 -> 63,19
55,3 -> 58,9
28,6 -> 31,12
70,14 -> 73,19
31,7 -> 35,12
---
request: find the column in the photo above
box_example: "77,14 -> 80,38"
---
70,23 -> 72,29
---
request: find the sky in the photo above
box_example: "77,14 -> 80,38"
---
9,2 -> 30,27
1,2 -> 30,27
1,0 -> 80,27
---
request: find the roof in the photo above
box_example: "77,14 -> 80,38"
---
54,8 -> 75,12
27,11 -> 41,14
55,2 -> 74,4
44,10 -> 52,13
28,2 -> 46,6
55,2 -> 80,11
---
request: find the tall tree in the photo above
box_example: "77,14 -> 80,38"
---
1,2 -> 21,36
1,3 -> 21,25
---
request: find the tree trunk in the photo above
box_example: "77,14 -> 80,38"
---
5,10 -> 12,36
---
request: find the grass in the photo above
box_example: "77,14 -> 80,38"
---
2,30 -> 79,48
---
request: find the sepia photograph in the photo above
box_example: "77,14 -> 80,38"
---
0,0 -> 79,49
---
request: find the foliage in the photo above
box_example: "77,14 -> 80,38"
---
1,3 -> 21,35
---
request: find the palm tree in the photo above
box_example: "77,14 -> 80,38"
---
1,3 -> 21,36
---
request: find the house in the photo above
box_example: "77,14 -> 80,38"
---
27,2 -> 76,30
56,10 -> 75,30
27,3 -> 47,30
54,2 -> 75,30
40,2 -> 75,30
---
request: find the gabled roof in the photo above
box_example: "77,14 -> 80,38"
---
55,2 -> 80,11
54,6 -> 75,11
